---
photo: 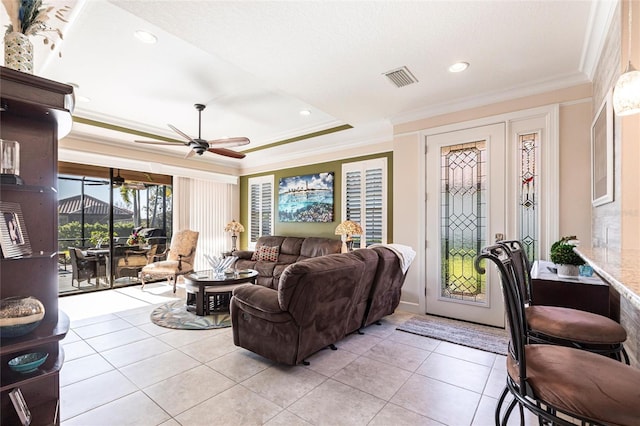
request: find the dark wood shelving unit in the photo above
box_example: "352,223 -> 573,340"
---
1,66 -> 73,426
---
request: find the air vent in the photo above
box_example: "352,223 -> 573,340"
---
383,66 -> 418,88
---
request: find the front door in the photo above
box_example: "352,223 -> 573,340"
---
425,123 -> 506,327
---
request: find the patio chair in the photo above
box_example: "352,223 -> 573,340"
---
68,247 -> 100,287
115,244 -> 158,280
140,230 -> 199,293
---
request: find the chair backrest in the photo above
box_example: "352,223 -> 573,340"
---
498,240 -> 533,304
69,247 -> 86,261
167,230 -> 199,265
475,244 -> 531,398
145,244 -> 158,264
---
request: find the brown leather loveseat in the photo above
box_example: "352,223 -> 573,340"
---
230,245 -> 409,365
233,235 -> 342,288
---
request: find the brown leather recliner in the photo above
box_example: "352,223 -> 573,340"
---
361,246 -> 407,328
230,252 -> 373,365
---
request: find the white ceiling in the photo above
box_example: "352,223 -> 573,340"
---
3,0 -> 616,172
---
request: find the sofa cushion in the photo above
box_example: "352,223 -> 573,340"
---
299,237 -> 343,259
252,245 -> 280,262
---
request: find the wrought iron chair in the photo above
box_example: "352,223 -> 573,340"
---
115,244 -> 158,280
499,240 -> 628,363
476,244 -> 640,426
68,247 -> 99,287
140,230 -> 199,293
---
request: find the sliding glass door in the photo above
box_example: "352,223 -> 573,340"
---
58,168 -> 172,295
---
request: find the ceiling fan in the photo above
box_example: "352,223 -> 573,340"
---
134,104 -> 249,159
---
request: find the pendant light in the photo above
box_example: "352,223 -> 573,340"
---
613,0 -> 640,116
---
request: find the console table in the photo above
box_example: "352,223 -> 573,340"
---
530,260 -> 610,317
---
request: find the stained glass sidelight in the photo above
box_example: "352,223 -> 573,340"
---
519,132 -> 538,262
440,141 -> 487,303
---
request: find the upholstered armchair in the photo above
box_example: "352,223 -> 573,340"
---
140,230 -> 199,292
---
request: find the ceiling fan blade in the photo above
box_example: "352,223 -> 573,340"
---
208,147 -> 246,159
185,149 -> 196,159
168,124 -> 194,142
207,136 -> 250,148
134,139 -> 185,146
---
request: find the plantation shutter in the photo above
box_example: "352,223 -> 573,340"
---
248,175 -> 273,247
365,167 -> 383,245
342,158 -> 387,248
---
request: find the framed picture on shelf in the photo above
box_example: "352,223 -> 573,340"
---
0,201 -> 32,258
9,388 -> 32,426
591,89 -> 614,206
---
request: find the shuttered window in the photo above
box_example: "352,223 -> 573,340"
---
248,175 -> 274,248
342,158 -> 387,248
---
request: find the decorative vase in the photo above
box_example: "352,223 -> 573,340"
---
0,296 -> 45,338
556,264 -> 579,279
4,32 -> 33,74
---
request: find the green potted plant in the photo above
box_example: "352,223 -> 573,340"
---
550,236 -> 584,278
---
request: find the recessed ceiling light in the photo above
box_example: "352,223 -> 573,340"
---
134,30 -> 157,44
448,61 -> 469,73
77,95 -> 91,103
299,109 -> 311,116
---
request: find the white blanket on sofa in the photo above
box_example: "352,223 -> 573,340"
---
369,243 -> 416,273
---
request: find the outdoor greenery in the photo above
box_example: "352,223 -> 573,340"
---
442,248 -> 485,295
58,221 -> 135,251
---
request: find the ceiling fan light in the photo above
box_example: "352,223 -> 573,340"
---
613,62 -> 640,116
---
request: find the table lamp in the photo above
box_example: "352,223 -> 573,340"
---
334,220 -> 363,252
224,220 -> 245,252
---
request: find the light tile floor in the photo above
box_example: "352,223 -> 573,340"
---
58,283 -> 539,426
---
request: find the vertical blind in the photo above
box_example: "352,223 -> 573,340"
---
173,176 -> 235,270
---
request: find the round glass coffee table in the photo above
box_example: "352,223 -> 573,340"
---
184,269 -> 258,316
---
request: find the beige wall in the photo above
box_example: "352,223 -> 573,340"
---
393,85 -> 593,314
591,0 -> 640,251
620,0 -> 640,250
559,101 -> 593,245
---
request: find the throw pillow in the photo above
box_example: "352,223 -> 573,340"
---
251,245 -> 280,262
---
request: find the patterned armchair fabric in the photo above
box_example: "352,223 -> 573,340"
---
140,230 -> 199,293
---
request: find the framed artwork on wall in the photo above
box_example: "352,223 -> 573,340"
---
591,89 -> 614,207
0,201 -> 32,258
278,172 -> 334,222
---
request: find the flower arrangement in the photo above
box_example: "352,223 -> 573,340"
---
2,0 -> 70,55
126,231 -> 147,247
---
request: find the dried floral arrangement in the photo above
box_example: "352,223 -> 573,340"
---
2,0 -> 70,56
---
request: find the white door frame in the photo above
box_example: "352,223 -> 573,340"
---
416,104 -> 559,317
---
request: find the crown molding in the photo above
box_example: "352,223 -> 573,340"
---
390,72 -> 589,126
580,0 -> 618,80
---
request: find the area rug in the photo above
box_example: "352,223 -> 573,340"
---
397,315 -> 509,355
150,300 -> 231,330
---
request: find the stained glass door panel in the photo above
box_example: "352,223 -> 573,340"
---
426,124 -> 506,327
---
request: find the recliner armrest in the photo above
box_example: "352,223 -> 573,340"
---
232,284 -> 281,314
234,250 -> 254,260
